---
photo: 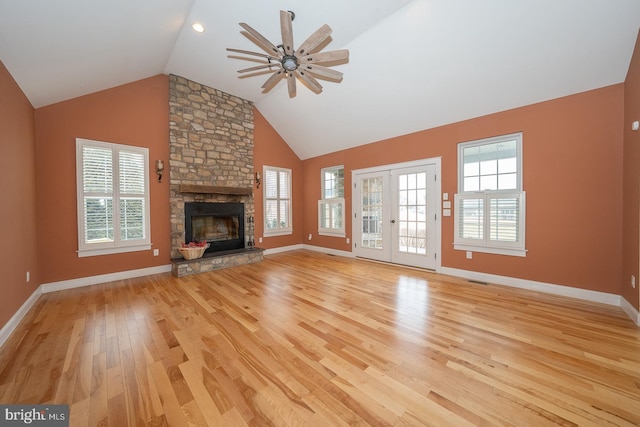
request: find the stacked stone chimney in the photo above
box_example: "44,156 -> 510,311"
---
168,74 -> 255,260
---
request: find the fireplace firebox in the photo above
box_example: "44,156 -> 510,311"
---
184,202 -> 245,254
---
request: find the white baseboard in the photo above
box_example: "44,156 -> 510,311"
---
40,264 -> 172,293
302,244 -> 354,258
439,266 -> 621,307
263,244 -> 304,255
263,244 -> 353,258
620,296 -> 640,326
0,287 -> 42,348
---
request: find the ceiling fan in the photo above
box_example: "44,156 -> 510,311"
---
226,10 -> 349,98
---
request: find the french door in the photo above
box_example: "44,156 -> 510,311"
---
353,159 -> 441,270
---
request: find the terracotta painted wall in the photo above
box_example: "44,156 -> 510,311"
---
253,108 -> 303,249
0,61 -> 39,330
622,30 -> 640,310
34,75 -> 171,284
302,85 -> 624,295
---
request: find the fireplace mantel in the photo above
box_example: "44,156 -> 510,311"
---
179,184 -> 253,196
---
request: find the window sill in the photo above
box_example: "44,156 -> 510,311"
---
263,230 -> 292,237
318,231 -> 346,238
78,244 -> 151,258
454,243 -> 527,258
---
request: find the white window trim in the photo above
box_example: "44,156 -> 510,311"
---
263,165 -> 293,236
76,138 -> 151,257
318,198 -> 346,237
454,133 -> 526,257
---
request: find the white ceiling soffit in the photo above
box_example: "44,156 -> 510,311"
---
0,1 -> 638,160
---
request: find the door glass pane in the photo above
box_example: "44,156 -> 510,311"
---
361,177 -> 383,249
397,172 -> 427,255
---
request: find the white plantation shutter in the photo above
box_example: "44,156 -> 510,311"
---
489,194 -> 521,243
318,198 -> 345,236
82,146 -> 114,243
83,146 -> 113,193
119,151 -> 146,241
456,195 -> 483,241
77,138 -> 150,256
119,151 -> 145,193
264,166 -> 292,235
455,192 -> 525,251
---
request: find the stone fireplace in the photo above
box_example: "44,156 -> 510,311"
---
169,74 -> 263,276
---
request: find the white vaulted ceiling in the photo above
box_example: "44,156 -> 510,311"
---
1,0 -> 639,159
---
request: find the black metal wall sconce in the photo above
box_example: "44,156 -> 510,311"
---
156,160 -> 164,182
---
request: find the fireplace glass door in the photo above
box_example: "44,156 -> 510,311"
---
192,216 -> 239,242
184,202 -> 245,254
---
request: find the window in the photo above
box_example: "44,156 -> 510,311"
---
264,166 -> 292,236
319,166 -> 345,237
454,133 -> 526,257
76,138 -> 151,257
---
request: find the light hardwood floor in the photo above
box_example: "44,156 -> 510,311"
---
1,250 -> 639,426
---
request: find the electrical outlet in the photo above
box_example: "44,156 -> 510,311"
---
466,251 -> 473,259
308,233 -> 312,240
632,275 -> 636,289
346,238 -> 350,244
153,249 -> 159,256
258,237 -> 263,243
26,271 -> 30,283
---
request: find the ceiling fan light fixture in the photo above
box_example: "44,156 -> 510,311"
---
282,56 -> 298,71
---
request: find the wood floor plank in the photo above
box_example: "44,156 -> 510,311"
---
0,249 -> 639,426
88,352 -> 108,427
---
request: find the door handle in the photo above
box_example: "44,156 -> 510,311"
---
390,219 -> 396,224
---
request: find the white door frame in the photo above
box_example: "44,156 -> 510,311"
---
352,157 -> 442,271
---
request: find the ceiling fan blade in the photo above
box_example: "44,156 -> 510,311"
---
300,64 -> 343,82
295,70 -> 323,94
296,24 -> 332,56
280,10 -> 294,56
239,23 -> 282,57
300,49 -> 349,65
287,73 -> 297,98
237,63 -> 278,73
261,69 -> 286,92
226,48 -> 279,61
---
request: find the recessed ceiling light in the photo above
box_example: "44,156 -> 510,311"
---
192,22 -> 205,33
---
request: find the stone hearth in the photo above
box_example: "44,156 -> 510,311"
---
171,247 -> 264,277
